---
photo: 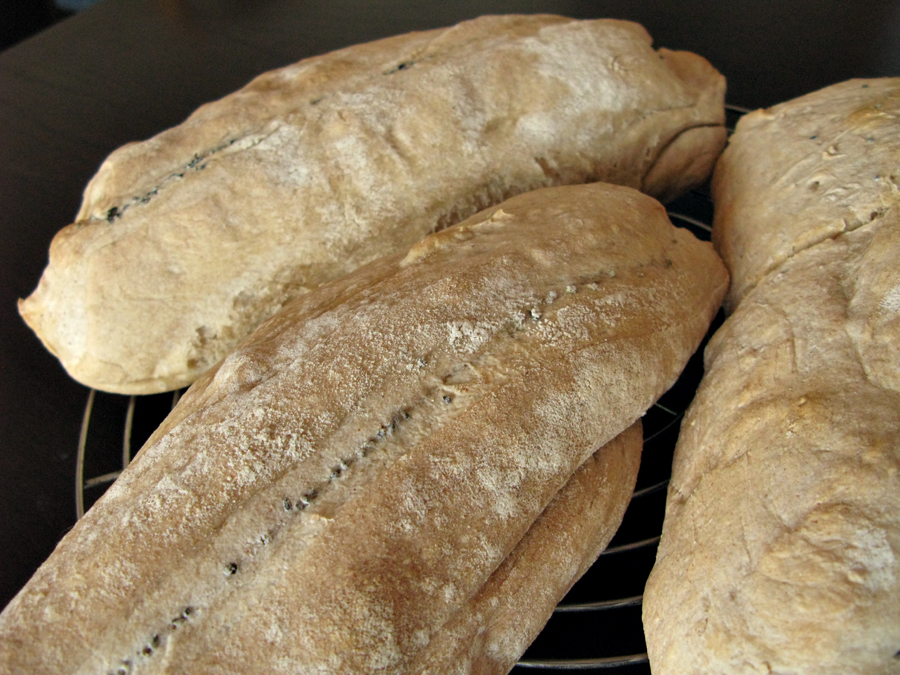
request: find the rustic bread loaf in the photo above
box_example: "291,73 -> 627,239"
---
18,14 -> 726,395
644,79 -> 900,674
1,183 -> 727,674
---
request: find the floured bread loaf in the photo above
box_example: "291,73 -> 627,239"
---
0,183 -> 727,674
18,14 -> 726,394
644,79 -> 900,674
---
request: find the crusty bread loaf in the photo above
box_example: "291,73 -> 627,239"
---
644,79 -> 900,674
18,14 -> 726,395
0,183 -> 727,674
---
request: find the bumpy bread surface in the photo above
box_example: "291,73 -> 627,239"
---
0,183 -> 726,674
644,80 -> 900,674
412,421 -> 642,674
18,14 -> 726,395
712,78 -> 900,310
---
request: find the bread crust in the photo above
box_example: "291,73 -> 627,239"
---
645,80 -> 900,674
410,421 -> 642,674
18,14 -> 726,394
712,78 -> 900,310
1,183 -> 726,674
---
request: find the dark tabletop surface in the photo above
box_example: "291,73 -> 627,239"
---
1,0 -> 897,612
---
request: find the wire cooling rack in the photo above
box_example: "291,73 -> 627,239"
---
73,104 -> 749,673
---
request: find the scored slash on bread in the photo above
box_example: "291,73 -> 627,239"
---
1,183 -> 727,674
18,14 -> 726,395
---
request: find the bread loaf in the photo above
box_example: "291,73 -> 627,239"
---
644,79 -> 900,674
1,183 -> 727,674
18,14 -> 726,395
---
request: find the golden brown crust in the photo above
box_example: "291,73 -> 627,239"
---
1,183 -> 726,674
18,14 -> 726,394
645,79 -> 900,674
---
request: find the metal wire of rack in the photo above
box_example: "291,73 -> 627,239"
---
73,103 -> 749,673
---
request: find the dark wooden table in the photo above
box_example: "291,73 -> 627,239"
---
0,0 -> 896,619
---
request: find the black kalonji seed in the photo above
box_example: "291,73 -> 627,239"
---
387,61 -> 414,74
